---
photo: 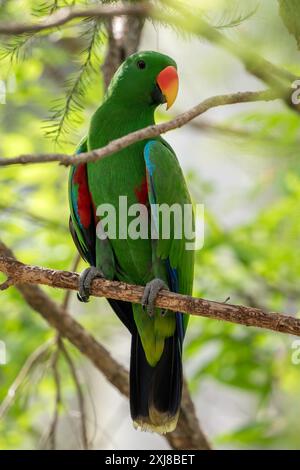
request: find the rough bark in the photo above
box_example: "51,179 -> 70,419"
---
1,256 -> 300,338
0,243 -> 211,450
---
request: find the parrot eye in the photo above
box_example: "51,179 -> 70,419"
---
137,60 -> 146,70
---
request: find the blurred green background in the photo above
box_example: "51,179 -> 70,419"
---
1,0 -> 300,449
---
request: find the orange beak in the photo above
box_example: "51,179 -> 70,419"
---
156,66 -> 179,110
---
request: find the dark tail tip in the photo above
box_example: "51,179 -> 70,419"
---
130,330 -> 182,434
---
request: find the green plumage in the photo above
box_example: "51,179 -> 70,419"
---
69,51 -> 194,433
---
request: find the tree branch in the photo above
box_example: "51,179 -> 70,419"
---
160,1 -> 297,89
0,243 -> 210,450
0,256 -> 300,338
102,9 -> 145,89
0,1 -> 213,451
0,1 -> 294,112
0,89 -> 279,167
0,247 -> 129,399
59,338 -> 89,450
0,2 -> 149,35
47,346 -> 62,450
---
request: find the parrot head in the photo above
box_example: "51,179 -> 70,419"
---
107,51 -> 179,110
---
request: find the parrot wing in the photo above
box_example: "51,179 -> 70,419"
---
130,139 -> 194,431
144,139 -> 195,334
69,137 -> 96,266
69,139 -> 132,330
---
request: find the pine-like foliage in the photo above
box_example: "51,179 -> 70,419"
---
0,0 -> 106,143
0,0 -> 66,63
45,17 -> 104,144
0,0 -> 260,143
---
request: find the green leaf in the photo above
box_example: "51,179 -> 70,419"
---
279,0 -> 300,49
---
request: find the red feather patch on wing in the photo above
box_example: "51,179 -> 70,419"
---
134,177 -> 148,205
73,163 -> 93,229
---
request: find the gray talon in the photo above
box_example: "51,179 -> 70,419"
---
78,267 -> 104,303
142,278 -> 169,317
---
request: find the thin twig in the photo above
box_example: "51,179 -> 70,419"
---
0,2 -> 149,35
47,346 -> 62,450
59,340 -> 89,450
0,89 -> 279,167
0,339 -> 53,420
58,253 -> 89,449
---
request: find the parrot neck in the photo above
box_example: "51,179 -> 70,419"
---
89,98 -> 156,148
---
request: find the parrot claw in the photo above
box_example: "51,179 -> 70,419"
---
142,278 -> 169,317
77,267 -> 104,303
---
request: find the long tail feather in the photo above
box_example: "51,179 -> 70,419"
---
109,298 -> 183,434
130,328 -> 182,434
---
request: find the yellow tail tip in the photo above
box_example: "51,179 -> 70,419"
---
133,410 -> 179,435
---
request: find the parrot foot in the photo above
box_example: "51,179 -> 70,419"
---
77,267 -> 104,303
142,278 -> 169,317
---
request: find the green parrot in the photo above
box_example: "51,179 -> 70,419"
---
69,51 -> 194,434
